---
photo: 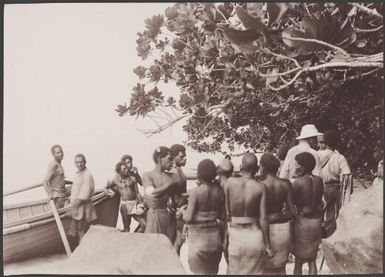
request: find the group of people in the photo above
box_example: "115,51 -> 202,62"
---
42,123 -> 355,275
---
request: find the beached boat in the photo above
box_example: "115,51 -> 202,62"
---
3,186 -> 120,264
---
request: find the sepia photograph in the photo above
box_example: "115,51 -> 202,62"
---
3,1 -> 383,275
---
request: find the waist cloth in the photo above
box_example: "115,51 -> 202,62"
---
145,207 -> 176,244
187,221 -> 222,274
264,220 -> 292,269
293,215 -> 322,260
228,221 -> 266,274
121,200 -> 139,215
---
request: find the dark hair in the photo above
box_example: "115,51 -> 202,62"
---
224,155 -> 231,160
121,154 -> 133,162
170,144 -> 186,160
51,144 -> 62,154
115,161 -> 127,173
74,153 -> 86,162
241,153 -> 258,174
153,146 -> 170,163
197,159 -> 217,183
295,152 -> 316,174
324,129 -> 340,149
277,144 -> 290,161
260,153 -> 280,175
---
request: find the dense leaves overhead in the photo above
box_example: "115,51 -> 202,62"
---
117,2 -> 383,176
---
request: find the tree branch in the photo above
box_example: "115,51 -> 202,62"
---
354,25 -> 383,33
281,33 -> 350,56
350,3 -> 383,20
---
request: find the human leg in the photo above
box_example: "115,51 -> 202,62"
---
120,204 -> 130,232
133,214 -> 146,233
294,257 -> 304,275
308,259 -> 318,275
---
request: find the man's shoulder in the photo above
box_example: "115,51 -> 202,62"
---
48,160 -> 59,168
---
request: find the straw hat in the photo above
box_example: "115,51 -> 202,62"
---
296,124 -> 322,140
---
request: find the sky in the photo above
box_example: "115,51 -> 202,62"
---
3,3 -> 243,201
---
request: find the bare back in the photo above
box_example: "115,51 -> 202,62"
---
293,175 -> 324,218
226,176 -> 264,218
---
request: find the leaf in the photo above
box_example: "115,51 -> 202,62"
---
133,66 -> 147,79
144,15 -> 164,39
235,6 -> 265,31
222,25 -> 262,45
282,14 -> 356,55
165,6 -> 178,20
266,3 -> 290,27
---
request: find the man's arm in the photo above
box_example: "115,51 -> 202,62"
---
150,173 -> 177,197
312,152 -> 322,177
283,180 -> 297,220
181,190 -> 197,223
43,162 -> 57,198
225,179 -> 231,220
258,182 -> 273,255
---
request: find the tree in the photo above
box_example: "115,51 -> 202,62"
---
117,2 -> 383,175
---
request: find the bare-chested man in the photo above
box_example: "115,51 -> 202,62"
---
179,159 -> 225,274
106,161 -> 146,232
168,144 -> 188,255
216,158 -> 234,265
121,154 -> 143,186
226,153 -> 274,274
43,144 -> 67,208
292,152 -> 324,275
142,146 -> 179,243
260,153 -> 296,275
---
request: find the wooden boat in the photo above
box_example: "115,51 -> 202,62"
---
3,185 -> 120,264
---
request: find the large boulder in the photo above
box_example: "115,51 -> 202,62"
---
61,225 -> 185,274
322,181 -> 383,274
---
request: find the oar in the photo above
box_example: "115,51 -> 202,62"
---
3,180 -> 73,197
49,199 -> 72,256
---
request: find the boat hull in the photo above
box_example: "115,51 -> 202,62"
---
3,192 -> 120,264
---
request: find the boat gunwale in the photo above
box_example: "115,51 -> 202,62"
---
3,189 -> 107,229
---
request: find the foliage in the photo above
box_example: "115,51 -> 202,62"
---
117,2 -> 384,175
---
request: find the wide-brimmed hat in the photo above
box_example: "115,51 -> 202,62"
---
296,124 -> 322,140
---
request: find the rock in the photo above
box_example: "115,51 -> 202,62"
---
322,182 -> 383,274
60,225 -> 185,274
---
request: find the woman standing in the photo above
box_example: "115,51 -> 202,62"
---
180,159 -> 225,275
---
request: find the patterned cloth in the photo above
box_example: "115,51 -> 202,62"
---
187,221 -> 222,275
279,140 -> 321,181
293,215 -> 322,261
145,207 -> 176,244
264,221 -> 292,270
228,222 -> 266,274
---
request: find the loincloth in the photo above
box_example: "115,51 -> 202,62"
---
121,200 -> 139,215
228,222 -> 266,274
293,215 -> 322,260
264,220 -> 292,269
187,221 -> 222,275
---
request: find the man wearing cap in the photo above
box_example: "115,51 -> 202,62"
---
279,124 -> 322,182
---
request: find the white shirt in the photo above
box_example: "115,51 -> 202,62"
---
318,149 -> 351,183
279,140 -> 321,180
70,168 -> 95,203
